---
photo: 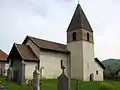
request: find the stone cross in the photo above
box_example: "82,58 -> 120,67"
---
58,64 -> 69,90
7,66 -> 13,81
33,66 -> 40,90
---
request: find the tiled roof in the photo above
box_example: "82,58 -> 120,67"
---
0,50 -> 8,61
67,4 -> 93,32
8,43 -> 39,61
23,36 -> 69,53
15,44 -> 39,61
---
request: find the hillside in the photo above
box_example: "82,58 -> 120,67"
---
102,58 -> 120,73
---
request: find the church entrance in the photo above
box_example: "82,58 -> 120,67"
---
90,73 -> 94,81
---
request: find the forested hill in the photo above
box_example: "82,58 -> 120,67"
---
102,58 -> 120,73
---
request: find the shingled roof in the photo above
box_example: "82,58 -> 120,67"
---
0,50 -> 8,61
8,43 -> 39,61
67,4 -> 93,32
95,58 -> 106,70
23,36 -> 69,53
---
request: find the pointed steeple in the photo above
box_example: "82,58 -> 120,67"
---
67,4 -> 93,32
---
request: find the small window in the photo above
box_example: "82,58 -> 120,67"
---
72,32 -> 76,41
87,33 -> 90,41
96,70 -> 98,75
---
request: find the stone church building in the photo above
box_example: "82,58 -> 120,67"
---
7,4 -> 105,84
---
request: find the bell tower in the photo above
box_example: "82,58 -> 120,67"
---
67,3 -> 94,81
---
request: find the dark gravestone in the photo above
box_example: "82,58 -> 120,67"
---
75,79 -> 79,90
58,66 -> 69,90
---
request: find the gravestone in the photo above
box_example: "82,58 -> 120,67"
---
7,66 -> 13,81
75,79 -> 79,90
58,65 -> 69,90
33,66 -> 40,90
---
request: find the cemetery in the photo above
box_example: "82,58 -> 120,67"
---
0,65 -> 119,90
1,77 -> 120,90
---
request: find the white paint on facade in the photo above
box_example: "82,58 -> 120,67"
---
21,38 -> 104,81
40,50 -> 68,79
24,39 -> 69,79
24,61 -> 37,79
67,41 -> 83,79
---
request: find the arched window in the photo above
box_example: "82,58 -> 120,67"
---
72,32 -> 76,41
87,32 -> 90,41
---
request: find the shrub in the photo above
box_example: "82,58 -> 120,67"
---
99,83 -> 115,90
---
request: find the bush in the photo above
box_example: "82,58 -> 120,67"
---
99,83 -> 115,90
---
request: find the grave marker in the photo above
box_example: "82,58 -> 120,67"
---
58,64 -> 69,90
33,66 -> 40,90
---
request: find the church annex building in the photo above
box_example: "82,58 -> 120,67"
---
7,4 -> 105,84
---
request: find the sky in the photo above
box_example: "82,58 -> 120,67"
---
0,0 -> 120,61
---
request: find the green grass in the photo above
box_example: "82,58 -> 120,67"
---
1,76 -> 120,90
0,76 -> 32,90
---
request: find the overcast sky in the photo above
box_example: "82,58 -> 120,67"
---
1,0 -> 120,61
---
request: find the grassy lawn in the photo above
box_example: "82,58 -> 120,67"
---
0,76 -> 120,90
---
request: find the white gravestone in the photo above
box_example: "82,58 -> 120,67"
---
33,66 -> 40,90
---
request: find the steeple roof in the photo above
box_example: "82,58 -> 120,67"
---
67,4 -> 93,32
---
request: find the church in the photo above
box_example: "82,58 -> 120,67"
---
7,3 -> 105,84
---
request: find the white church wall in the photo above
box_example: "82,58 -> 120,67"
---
67,41 -> 83,79
40,50 -> 68,79
25,39 -> 40,58
82,41 -> 95,81
24,61 -> 37,79
82,41 -> 103,81
93,61 -> 104,81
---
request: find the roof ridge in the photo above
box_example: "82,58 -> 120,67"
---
28,36 -> 67,46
